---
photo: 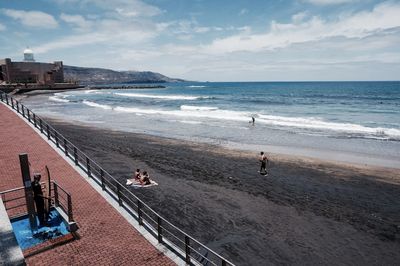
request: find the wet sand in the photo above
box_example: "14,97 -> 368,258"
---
47,119 -> 400,265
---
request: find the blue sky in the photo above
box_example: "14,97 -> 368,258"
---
1,0 -> 399,81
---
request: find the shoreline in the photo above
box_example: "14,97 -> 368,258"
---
43,113 -> 400,170
44,117 -> 400,265
18,88 -> 400,171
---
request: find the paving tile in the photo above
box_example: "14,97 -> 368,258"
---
0,103 -> 175,266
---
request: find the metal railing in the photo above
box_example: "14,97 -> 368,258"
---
0,180 -> 73,223
0,91 -> 234,266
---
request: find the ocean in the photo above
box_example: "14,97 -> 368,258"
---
24,81 -> 400,168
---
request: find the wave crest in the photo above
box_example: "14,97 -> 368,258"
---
49,96 -> 70,103
115,92 -> 200,100
180,105 -> 219,111
83,100 -> 112,110
80,100 -> 400,140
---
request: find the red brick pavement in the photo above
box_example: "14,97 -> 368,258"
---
0,103 -> 176,265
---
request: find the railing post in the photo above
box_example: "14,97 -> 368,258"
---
157,216 -> 163,243
0,92 -> 3,101
74,147 -> 78,165
33,113 -> 37,127
54,183 -> 59,207
86,157 -> 91,177
138,200 -> 143,225
100,169 -> 105,190
55,131 -> 59,147
16,101 -> 19,113
117,183 -> 123,206
11,98 -> 14,109
47,124 -> 50,140
27,109 -> 31,122
64,138 -> 68,156
67,194 -> 73,222
22,105 -> 25,117
185,236 -> 191,265
222,259 -> 227,266
5,94 -> 9,105
40,119 -> 43,133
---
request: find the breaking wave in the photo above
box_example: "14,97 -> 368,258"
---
49,96 -> 70,103
80,99 -> 400,140
114,92 -> 204,100
82,100 -> 112,110
180,105 -> 219,111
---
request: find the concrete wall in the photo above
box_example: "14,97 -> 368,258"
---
0,198 -> 25,265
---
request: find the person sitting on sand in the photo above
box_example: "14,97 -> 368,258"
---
140,171 -> 151,185
134,169 -> 141,180
126,169 -> 141,185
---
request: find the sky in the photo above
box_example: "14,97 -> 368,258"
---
0,0 -> 400,81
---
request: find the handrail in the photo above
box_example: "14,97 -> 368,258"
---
0,180 -> 73,223
0,182 -> 50,196
0,186 -> 25,195
52,180 -> 70,197
0,91 -> 235,266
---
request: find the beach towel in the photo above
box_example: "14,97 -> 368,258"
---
126,179 -> 158,188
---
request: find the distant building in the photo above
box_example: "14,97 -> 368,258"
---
23,48 -> 35,62
0,49 -> 64,85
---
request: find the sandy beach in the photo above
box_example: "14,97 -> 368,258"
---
43,118 -> 400,265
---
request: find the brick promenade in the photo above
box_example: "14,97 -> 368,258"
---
0,103 -> 175,265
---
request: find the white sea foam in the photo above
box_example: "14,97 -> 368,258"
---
82,100 -> 112,110
187,85 -> 206,88
257,114 -> 400,139
114,106 -> 249,121
49,96 -> 70,103
84,90 -> 100,94
81,101 -> 400,140
178,120 -> 203,125
180,105 -> 219,111
115,92 -> 200,100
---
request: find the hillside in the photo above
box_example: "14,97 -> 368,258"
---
64,65 -> 183,84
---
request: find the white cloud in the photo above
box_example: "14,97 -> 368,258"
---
60,13 -> 93,31
291,12 -> 308,23
239,9 -> 248,16
13,0 -> 399,81
1,9 -> 58,29
305,0 -> 357,5
0,23 -> 5,31
34,18 -> 157,53
54,0 -> 162,17
34,0 -> 164,53
203,2 -> 400,54
194,27 -> 210,33
165,19 -> 217,36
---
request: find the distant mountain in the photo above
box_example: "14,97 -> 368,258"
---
63,65 -> 184,84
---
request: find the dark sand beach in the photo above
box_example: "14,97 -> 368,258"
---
47,119 -> 400,265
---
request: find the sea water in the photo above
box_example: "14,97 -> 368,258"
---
24,81 -> 400,168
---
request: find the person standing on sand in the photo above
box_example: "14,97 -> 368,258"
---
259,152 -> 269,175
